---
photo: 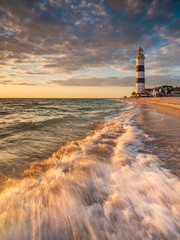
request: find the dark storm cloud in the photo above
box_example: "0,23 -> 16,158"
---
0,0 -> 179,86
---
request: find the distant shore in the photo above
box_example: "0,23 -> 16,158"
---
119,97 -> 180,117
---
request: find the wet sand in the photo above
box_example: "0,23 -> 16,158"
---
135,104 -> 180,177
122,97 -> 180,118
119,97 -> 180,177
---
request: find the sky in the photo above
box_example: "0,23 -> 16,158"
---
0,0 -> 180,98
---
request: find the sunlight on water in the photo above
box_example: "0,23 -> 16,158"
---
0,102 -> 180,240
0,98 -> 122,183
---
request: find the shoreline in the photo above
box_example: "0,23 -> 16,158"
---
121,97 -> 180,177
134,103 -> 180,178
119,97 -> 180,118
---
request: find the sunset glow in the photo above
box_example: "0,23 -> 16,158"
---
0,0 -> 180,97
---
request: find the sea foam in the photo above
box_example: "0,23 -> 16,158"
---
0,102 -> 180,240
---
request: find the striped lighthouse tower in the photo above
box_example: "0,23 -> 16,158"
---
136,47 -> 145,93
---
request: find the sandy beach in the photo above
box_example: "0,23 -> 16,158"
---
118,97 -> 180,177
121,97 -> 180,117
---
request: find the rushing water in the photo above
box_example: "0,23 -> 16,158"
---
0,98 -> 121,184
0,99 -> 180,240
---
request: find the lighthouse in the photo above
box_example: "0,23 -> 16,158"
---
136,47 -> 145,93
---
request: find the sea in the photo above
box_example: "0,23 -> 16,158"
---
0,98 -> 180,240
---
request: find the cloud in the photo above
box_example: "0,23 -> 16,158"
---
47,74 -> 179,87
47,76 -> 135,86
146,74 -> 180,87
0,80 -> 38,86
0,0 -> 179,87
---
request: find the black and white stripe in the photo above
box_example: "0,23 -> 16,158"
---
136,78 -> 145,83
136,48 -> 145,93
136,65 -> 144,71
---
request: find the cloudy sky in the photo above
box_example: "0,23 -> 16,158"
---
0,0 -> 180,97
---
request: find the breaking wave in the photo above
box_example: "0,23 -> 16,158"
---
0,102 -> 180,240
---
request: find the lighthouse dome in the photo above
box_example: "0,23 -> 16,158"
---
137,47 -> 144,52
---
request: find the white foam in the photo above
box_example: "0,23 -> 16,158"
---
0,102 -> 180,240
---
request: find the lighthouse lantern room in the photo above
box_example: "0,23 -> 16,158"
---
136,47 -> 145,93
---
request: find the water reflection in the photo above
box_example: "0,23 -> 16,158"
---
136,104 -> 180,177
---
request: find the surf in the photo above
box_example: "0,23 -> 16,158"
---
0,102 -> 180,240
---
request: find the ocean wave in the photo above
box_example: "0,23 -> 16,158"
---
0,111 -> 11,116
37,106 -> 72,111
0,102 -> 180,240
3,115 -> 79,133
